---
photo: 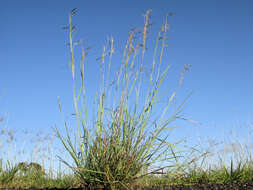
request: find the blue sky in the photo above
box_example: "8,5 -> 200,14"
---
1,0 -> 253,172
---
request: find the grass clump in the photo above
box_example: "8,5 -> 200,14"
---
55,8 -> 191,190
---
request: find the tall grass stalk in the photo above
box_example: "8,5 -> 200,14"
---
55,9 -> 191,190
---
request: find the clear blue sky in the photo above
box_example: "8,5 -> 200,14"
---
1,0 -> 253,172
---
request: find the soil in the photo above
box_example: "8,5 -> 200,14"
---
1,181 -> 253,190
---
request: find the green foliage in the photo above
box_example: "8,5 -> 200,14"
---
0,161 -> 19,185
16,162 -> 45,176
221,159 -> 245,184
